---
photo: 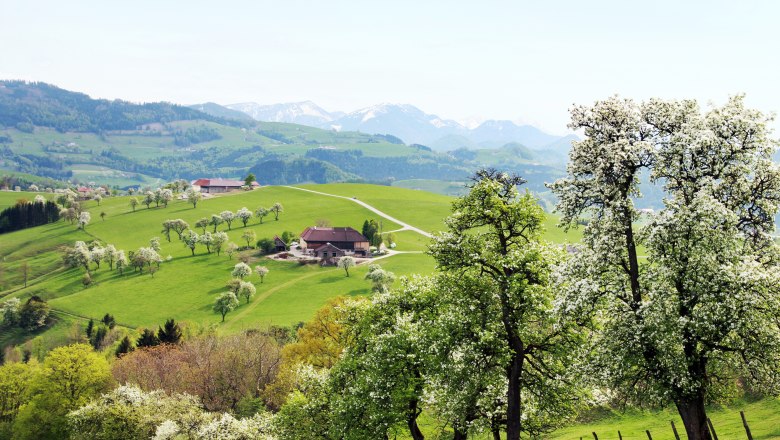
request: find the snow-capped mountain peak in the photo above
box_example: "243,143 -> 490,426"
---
225,101 -> 335,125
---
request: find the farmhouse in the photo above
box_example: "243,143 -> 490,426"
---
299,226 -> 370,257
191,178 -> 246,194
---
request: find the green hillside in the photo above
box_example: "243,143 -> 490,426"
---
0,183 -> 578,353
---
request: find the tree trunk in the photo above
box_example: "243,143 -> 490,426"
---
676,395 -> 711,440
505,350 -> 524,440
453,428 -> 468,440
407,401 -> 425,440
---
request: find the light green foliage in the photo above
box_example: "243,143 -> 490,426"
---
328,277 -> 432,439
214,292 -> 239,322
0,361 -> 37,423
551,95 -> 780,439
273,367 -> 332,440
12,343 -> 112,439
428,170 -> 581,439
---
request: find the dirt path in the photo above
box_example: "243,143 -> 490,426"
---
283,186 -> 433,238
223,268 -> 334,326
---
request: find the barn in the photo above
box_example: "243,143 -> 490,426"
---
191,178 -> 245,194
299,226 -> 370,257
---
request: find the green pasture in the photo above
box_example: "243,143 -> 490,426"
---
295,183 -> 582,244
1,186 -> 444,345
546,398 -> 780,440
391,179 -> 469,196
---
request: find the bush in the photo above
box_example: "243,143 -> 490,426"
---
256,238 -> 275,254
18,296 -> 50,331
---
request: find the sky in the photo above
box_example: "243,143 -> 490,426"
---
1,0 -> 778,135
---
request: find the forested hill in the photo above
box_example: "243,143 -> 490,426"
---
0,81 -> 239,133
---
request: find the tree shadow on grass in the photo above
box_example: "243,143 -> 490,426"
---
345,288 -> 369,297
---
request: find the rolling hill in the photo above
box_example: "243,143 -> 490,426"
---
0,183 -> 580,353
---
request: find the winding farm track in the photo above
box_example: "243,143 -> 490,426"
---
283,186 -> 433,238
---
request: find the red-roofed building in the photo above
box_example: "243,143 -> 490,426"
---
191,178 -> 246,194
299,226 -> 370,257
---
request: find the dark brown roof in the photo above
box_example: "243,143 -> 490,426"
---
300,227 -> 368,243
192,178 -> 245,187
313,242 -> 343,252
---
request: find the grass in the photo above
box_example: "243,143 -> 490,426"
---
547,398 -> 780,439
391,179 -> 470,196
295,183 -> 581,244
1,185 -> 442,345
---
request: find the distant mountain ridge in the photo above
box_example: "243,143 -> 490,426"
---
0,80 -> 231,133
219,100 -> 576,152
225,101 -> 340,127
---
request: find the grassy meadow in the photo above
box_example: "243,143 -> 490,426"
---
0,185 -> 451,350
0,183 -> 579,347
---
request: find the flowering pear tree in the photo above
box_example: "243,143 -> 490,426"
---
550,95 -> 780,440
212,232 -> 229,256
271,202 -> 284,221
77,211 -> 91,229
199,231 -> 214,254
236,207 -> 252,227
254,207 -> 269,224
363,264 -> 396,294
237,281 -> 256,304
231,262 -> 251,279
254,265 -> 269,283
186,188 -> 201,208
220,210 -> 235,230
183,230 -> 199,256
337,256 -> 355,277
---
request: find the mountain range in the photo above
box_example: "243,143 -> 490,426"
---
194,101 -> 576,153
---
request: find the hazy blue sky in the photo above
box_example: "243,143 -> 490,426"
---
2,0 -> 778,134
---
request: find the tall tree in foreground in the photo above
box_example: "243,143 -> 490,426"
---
428,169 -> 579,440
550,95 -> 780,440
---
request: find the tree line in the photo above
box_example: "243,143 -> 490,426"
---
0,197 -> 60,233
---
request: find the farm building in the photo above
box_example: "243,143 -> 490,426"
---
191,178 -> 251,193
299,226 -> 370,257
